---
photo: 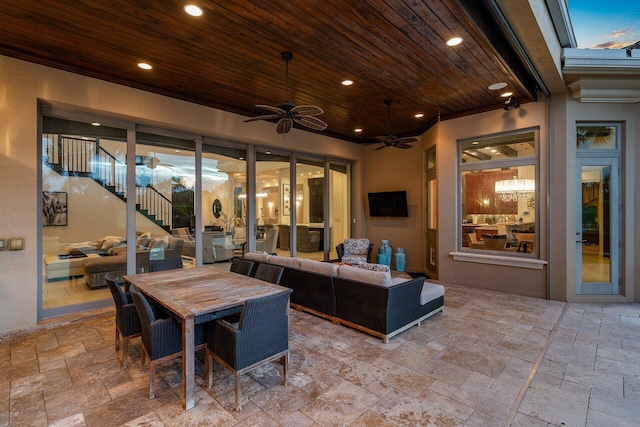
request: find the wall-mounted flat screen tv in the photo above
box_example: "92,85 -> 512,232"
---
368,191 -> 409,217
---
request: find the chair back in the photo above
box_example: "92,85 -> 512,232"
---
256,228 -> 279,254
106,273 -> 127,309
230,258 -> 255,276
482,234 -> 508,251
254,263 -> 284,285
238,290 -> 292,333
149,257 -> 183,272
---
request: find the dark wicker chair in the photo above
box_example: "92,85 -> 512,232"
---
105,273 -> 141,369
129,287 -> 206,398
253,263 -> 284,285
206,289 -> 293,411
149,257 -> 183,272
230,258 -> 255,276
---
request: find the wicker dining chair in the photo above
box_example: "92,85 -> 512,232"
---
253,263 -> 284,285
129,287 -> 206,398
229,258 -> 255,276
206,289 -> 293,411
105,273 -> 141,369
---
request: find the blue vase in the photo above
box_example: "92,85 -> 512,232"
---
378,240 -> 392,267
376,253 -> 389,266
394,247 -> 406,272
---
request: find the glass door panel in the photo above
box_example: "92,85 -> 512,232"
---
295,158 -> 325,260
256,150 -> 290,256
576,159 -> 619,295
329,162 -> 351,260
42,116 -> 127,311
135,131 -> 195,270
202,144 -> 246,264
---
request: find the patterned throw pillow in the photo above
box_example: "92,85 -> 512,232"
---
344,238 -> 370,255
357,261 -> 390,273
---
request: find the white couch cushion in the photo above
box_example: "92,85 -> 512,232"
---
244,252 -> 271,263
269,256 -> 302,269
420,281 -> 445,306
357,261 -> 390,272
338,264 -> 392,287
299,259 -> 338,276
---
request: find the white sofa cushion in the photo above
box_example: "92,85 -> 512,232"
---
299,259 -> 338,276
269,256 -> 302,269
338,264 -> 392,287
420,281 -> 445,306
244,252 -> 271,263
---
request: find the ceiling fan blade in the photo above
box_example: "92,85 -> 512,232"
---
243,114 -> 280,123
396,136 -> 419,144
255,104 -> 286,114
375,145 -> 388,150
276,118 -> 293,134
293,115 -> 328,131
291,105 -> 324,116
395,144 -> 413,149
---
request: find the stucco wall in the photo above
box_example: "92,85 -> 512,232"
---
437,101 -> 549,298
0,55 -> 365,335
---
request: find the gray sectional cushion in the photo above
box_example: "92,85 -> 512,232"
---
244,252 -> 271,263
338,264 -> 392,287
299,259 -> 338,276
269,256 -> 302,269
420,281 -> 445,306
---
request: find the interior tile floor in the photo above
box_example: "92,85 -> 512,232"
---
4,283 -> 640,426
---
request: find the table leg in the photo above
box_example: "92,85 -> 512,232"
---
182,317 -> 195,410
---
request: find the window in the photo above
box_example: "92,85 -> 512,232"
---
459,130 -> 538,256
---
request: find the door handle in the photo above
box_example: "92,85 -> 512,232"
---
576,239 -> 587,243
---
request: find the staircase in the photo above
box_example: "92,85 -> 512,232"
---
43,134 -> 172,230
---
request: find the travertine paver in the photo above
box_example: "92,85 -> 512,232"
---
1,283 -> 639,426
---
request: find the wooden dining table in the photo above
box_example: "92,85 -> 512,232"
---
123,266 -> 289,410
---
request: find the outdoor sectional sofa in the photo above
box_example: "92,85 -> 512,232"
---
243,253 -> 444,343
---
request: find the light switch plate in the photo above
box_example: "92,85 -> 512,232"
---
8,237 -> 24,251
0,239 -> 6,251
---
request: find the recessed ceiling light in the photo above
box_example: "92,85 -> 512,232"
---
138,62 -> 153,70
472,141 -> 479,145
488,82 -> 507,90
354,128 -> 363,133
414,113 -> 424,118
501,91 -> 513,98
91,122 -> 100,127
342,80 -> 354,86
239,157 -> 244,160
184,4 -> 203,16
265,151 -> 271,154
491,149 -> 497,153
174,150 -> 181,153
446,37 -> 463,46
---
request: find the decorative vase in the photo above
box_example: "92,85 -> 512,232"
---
394,247 -> 406,272
376,253 -> 389,266
378,239 -> 392,267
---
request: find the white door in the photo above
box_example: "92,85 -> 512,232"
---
575,158 -> 620,295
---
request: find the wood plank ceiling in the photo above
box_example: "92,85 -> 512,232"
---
0,0 -> 537,144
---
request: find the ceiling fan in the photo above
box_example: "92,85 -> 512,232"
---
244,52 -> 327,134
374,99 -> 419,149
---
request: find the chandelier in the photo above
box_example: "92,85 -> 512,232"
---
495,177 -> 534,202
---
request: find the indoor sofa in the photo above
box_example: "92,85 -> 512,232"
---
243,253 -> 444,343
82,236 -> 184,289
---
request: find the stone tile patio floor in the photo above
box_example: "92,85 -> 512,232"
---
2,283 -> 640,426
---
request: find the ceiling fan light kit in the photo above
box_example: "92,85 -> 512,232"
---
374,99 -> 419,149
244,52 -> 327,134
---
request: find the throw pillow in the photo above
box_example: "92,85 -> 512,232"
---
357,261 -> 390,272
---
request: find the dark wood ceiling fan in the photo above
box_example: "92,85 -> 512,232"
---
374,99 -> 419,149
244,52 -> 327,134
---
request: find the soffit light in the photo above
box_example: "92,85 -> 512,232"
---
488,82 -> 507,91
341,80 -> 354,86
414,113 -> 424,118
495,177 -> 535,202
501,91 -> 513,98
91,122 -> 101,126
138,62 -> 153,70
446,37 -> 462,46
354,128 -> 363,133
184,4 -> 203,16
